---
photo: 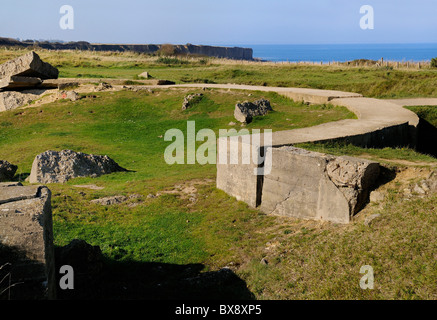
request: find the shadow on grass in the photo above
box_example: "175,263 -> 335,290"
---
55,241 -> 255,300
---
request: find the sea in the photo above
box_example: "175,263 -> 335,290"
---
235,43 -> 437,63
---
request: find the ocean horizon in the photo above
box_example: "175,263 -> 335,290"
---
228,43 -> 437,63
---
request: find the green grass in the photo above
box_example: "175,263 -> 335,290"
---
296,141 -> 437,165
1,49 -> 436,300
2,49 -> 437,98
0,88 -> 354,266
406,105 -> 437,127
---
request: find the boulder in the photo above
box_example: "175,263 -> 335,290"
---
95,82 -> 112,91
0,51 -> 58,80
234,99 -> 273,123
90,195 -> 128,205
182,93 -> 203,110
57,90 -> 81,101
28,150 -> 127,184
0,160 -> 18,182
138,71 -> 150,79
0,91 -> 39,111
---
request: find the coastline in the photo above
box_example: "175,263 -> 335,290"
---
238,43 -> 437,63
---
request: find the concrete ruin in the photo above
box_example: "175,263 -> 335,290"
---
234,99 -> 273,123
0,51 -> 58,83
0,52 -> 177,112
260,147 -> 380,224
0,182 -> 55,299
210,83 -> 420,224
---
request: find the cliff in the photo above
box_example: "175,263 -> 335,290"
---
0,37 -> 253,60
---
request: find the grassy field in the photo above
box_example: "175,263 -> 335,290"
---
1,48 -> 437,98
0,49 -> 436,300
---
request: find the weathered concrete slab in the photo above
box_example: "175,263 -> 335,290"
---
0,75 -> 42,90
39,78 -> 174,89
0,185 -> 41,205
0,184 -> 55,299
0,90 -> 40,111
260,147 -> 380,224
0,51 -> 58,80
167,83 -> 363,104
216,135 -> 262,208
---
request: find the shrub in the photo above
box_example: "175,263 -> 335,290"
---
431,58 -> 437,68
158,44 -> 177,56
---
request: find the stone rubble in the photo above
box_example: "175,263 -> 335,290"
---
28,149 -> 127,184
234,98 -> 273,123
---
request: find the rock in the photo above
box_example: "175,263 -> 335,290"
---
28,149 -> 127,184
0,51 -> 58,80
403,188 -> 412,195
228,121 -> 236,126
0,91 -> 39,111
0,184 -> 55,299
138,72 -> 150,79
260,258 -> 268,265
182,93 -> 203,110
413,184 -> 426,194
91,195 -> 128,205
234,99 -> 273,123
370,191 -> 385,203
57,90 -> 81,101
364,214 -> 381,227
95,82 -> 112,91
0,160 -> 18,182
0,75 -> 42,90
122,86 -> 153,93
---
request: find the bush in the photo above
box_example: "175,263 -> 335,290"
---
158,44 -> 177,56
431,58 -> 437,68
156,57 -> 188,65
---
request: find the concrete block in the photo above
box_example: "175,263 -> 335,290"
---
0,51 -> 58,80
260,147 -> 380,224
0,76 -> 42,90
0,184 -> 55,299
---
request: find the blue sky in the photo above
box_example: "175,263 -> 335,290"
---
0,0 -> 436,45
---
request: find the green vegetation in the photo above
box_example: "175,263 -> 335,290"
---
0,49 -> 436,299
296,141 -> 437,165
406,105 -> 437,127
1,49 -> 437,98
431,58 -> 437,69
